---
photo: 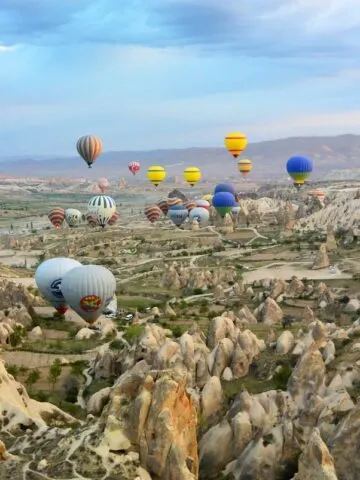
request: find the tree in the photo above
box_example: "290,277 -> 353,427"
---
9,325 -> 26,347
62,375 -> 80,403
25,369 -> 41,393
48,359 -> 62,390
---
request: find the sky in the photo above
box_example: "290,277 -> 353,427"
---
0,0 -> 360,155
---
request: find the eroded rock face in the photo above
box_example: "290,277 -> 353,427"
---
312,244 -> 330,270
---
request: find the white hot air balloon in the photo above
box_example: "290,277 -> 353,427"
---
189,206 -> 210,226
87,195 -> 116,228
61,265 -> 116,324
35,257 -> 82,315
65,208 -> 82,227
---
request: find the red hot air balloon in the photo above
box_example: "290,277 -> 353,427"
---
157,199 -> 169,216
108,211 -> 120,226
97,177 -> 109,194
144,205 -> 161,224
48,208 -> 65,229
129,162 -> 140,176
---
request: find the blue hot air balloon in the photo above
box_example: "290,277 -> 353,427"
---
214,183 -> 236,196
212,192 -> 236,217
286,156 -> 313,187
168,205 -> 188,227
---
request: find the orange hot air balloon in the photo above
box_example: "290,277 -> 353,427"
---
184,201 -> 196,212
48,208 -> 65,229
224,132 -> 248,158
76,135 -> 103,168
108,211 -> 120,226
144,205 -> 162,224
238,158 -> 252,178
167,197 -> 183,207
97,177 -> 109,194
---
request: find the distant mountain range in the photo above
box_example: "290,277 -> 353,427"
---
0,134 -> 360,180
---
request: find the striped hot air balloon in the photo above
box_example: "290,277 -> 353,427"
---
195,199 -> 210,210
87,195 -> 116,228
157,199 -> 169,216
168,205 -> 188,227
167,197 -> 183,207
144,205 -> 162,224
238,158 -> 252,178
184,201 -> 196,212
108,211 -> 120,226
76,135 -> 103,168
183,167 -> 201,187
48,208 -> 65,229
128,161 -> 140,175
224,132 -> 248,158
147,166 -> 166,187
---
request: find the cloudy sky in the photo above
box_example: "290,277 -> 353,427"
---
0,0 -> 359,155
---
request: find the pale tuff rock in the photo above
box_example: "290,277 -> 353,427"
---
287,276 -> 305,297
312,244 -> 330,270
28,326 -> 43,340
269,278 -> 288,299
75,327 -> 96,340
276,330 -> 295,355
304,306 -> 316,323
191,218 -> 199,230
209,338 -> 234,377
213,284 -> 225,298
165,302 -> 177,317
207,316 -> 237,350
201,376 -> 224,418
312,321 -> 328,348
230,343 -> 250,379
326,224 -> 338,251
236,305 -> 257,326
87,387 -> 112,415
257,297 -> 284,324
293,428 -> 338,480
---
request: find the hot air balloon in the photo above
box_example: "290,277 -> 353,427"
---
212,192 -> 236,218
157,200 -> 169,216
202,194 -> 213,205
108,211 -> 120,226
183,167 -> 201,187
214,183 -> 236,196
184,201 -> 196,212
128,161 -> 140,176
189,207 -> 210,226
195,199 -> 210,210
61,265 -> 116,324
35,258 -> 82,315
309,188 -> 325,202
231,204 -> 241,219
167,197 -> 183,207
144,205 -> 162,224
65,208 -> 82,227
286,156 -> 313,187
76,135 -> 103,168
87,195 -> 116,228
97,177 -> 109,194
86,213 -> 97,228
147,166 -> 166,187
238,159 -> 252,178
224,132 -> 247,158
168,205 -> 188,227
48,208 -> 65,229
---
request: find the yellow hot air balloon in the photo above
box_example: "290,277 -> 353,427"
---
238,158 -> 252,178
183,167 -> 201,187
202,194 -> 213,205
224,132 -> 248,158
147,165 -> 166,187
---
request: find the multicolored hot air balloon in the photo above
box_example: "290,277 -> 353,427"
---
76,135 -> 103,168
87,195 -> 116,228
212,192 -> 236,218
189,207 -> 209,226
214,183 -> 236,196
97,177 -> 109,194
65,208 -> 82,227
202,194 -> 213,205
167,197 -> 183,207
286,156 -> 313,188
157,199 -> 169,216
35,258 -> 82,315
129,161 -> 140,176
147,166 -> 166,187
144,205 -> 162,224
108,211 -> 120,226
238,158 -> 252,178
184,201 -> 196,212
48,208 -> 65,229
224,132 -> 247,158
183,167 -> 201,187
195,199 -> 210,210
61,265 -> 116,324
168,205 -> 188,227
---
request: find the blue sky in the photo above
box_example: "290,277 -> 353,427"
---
0,0 -> 359,155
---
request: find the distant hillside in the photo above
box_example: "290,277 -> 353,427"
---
0,134 -> 359,180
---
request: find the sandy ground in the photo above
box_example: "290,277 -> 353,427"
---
0,249 -> 42,267
6,277 -> 36,287
0,350 -> 95,368
243,263 -> 352,283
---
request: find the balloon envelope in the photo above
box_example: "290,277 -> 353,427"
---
61,265 -> 116,324
238,159 -> 252,177
76,135 -> 102,168
128,161 -> 140,175
147,166 -> 166,187
286,156 -> 313,185
212,192 -> 236,217
87,195 -> 116,228
183,167 -> 201,187
195,199 -> 210,210
144,205 -> 162,223
224,132 -> 247,158
189,207 -> 210,226
168,205 -> 188,227
214,183 -> 236,196
35,258 -> 82,314
48,208 -> 65,229
65,208 -> 82,227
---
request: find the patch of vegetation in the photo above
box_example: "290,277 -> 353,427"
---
109,339 -> 124,350
83,378 -> 115,399
123,325 -> 145,344
20,335 -> 103,354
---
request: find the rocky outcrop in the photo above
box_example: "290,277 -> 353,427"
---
312,244 -> 330,270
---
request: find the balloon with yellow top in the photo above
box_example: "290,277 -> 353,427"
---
147,165 -> 166,187
183,167 -> 201,187
238,158 -> 252,178
224,132 -> 248,158
202,194 -> 213,205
